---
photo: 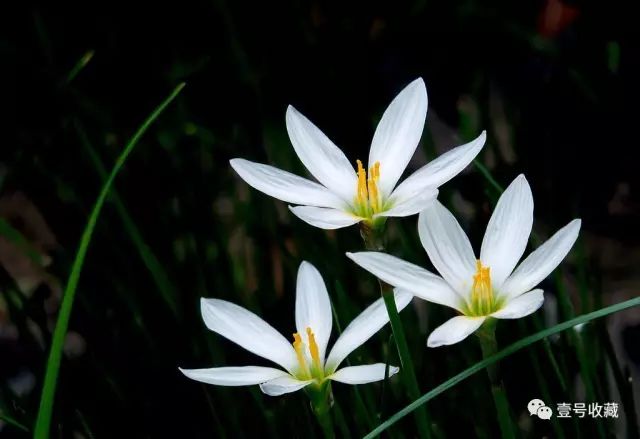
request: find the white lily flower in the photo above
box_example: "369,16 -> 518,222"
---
230,78 -> 486,229
347,175 -> 581,347
180,261 -> 412,396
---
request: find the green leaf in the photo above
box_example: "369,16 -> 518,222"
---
364,296 -> 640,438
0,218 -> 44,266
33,83 -> 185,438
75,119 -> 181,316
0,411 -> 29,433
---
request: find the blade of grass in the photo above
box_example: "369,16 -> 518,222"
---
554,268 -> 604,438
473,160 -> 504,195
333,400 -> 352,439
74,119 -> 180,316
330,289 -> 376,431
61,50 -> 94,86
0,218 -> 45,265
74,409 -> 95,439
0,411 -> 29,433
364,296 -> 640,438
528,314 -> 570,394
598,319 -> 640,437
599,321 -> 638,438
33,83 -> 185,438
528,348 -> 566,438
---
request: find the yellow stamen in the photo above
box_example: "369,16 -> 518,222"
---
356,159 -> 367,204
367,162 -> 380,211
353,160 -> 382,216
292,332 -> 310,377
306,327 -> 321,368
471,260 -> 494,314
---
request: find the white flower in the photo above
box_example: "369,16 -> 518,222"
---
180,261 -> 412,396
347,175 -> 581,347
230,78 -> 486,229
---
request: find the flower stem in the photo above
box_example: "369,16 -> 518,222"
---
476,319 -> 515,439
309,384 -> 335,439
361,224 -> 432,439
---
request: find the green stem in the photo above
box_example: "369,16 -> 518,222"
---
309,384 -> 335,439
475,320 -> 515,439
361,224 -> 432,439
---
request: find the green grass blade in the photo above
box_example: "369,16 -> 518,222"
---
473,160 -> 504,195
0,218 -> 45,265
0,411 -> 29,433
364,297 -> 640,438
599,322 -> 640,437
74,119 -> 180,316
33,83 -> 185,438
61,50 -> 94,86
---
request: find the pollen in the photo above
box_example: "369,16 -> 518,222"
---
354,160 -> 382,216
470,260 -> 495,315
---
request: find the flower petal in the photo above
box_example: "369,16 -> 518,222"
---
480,174 -> 534,288
325,290 -> 413,373
200,298 -> 297,373
427,316 -> 486,347
295,261 -> 333,365
375,188 -> 438,219
289,206 -> 362,229
491,289 -> 544,319
286,106 -> 357,202
501,219 -> 581,299
368,78 -> 428,198
329,364 -> 399,385
179,366 -> 289,386
346,252 -> 463,311
390,131 -> 486,201
259,376 -> 313,396
229,158 -> 345,209
418,201 -> 477,295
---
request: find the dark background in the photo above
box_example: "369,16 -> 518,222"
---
2,0 -> 639,437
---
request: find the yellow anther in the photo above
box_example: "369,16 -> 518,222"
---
367,179 -> 377,211
306,327 -> 321,368
353,159 -> 383,216
471,260 -> 494,314
367,161 -> 381,212
292,332 -> 310,377
356,159 -> 367,203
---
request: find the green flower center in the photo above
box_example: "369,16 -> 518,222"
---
292,327 -> 325,382
351,160 -> 388,221
462,260 -> 505,316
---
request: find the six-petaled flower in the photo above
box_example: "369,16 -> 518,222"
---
180,262 -> 412,395
230,78 -> 486,229
347,175 -> 581,347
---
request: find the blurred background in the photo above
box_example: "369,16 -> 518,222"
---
2,0 -> 640,437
